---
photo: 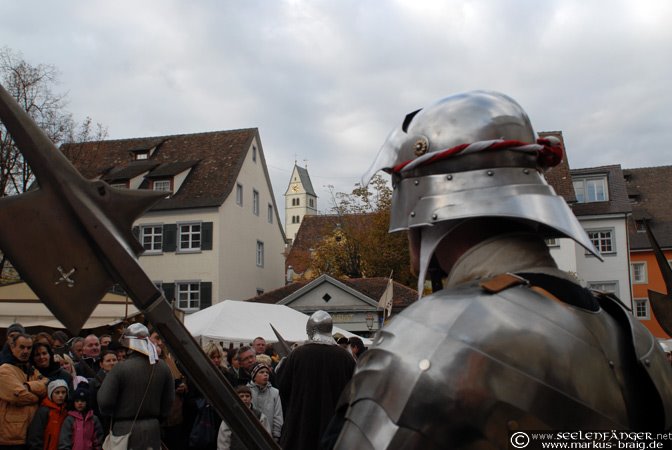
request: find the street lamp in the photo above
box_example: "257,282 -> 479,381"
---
366,312 -> 374,331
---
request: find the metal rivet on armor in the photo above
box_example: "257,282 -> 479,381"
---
414,180 -> 419,186
644,359 -> 651,367
414,138 -> 429,157
487,170 -> 494,176
410,212 -> 416,217
523,169 -> 530,174
419,359 -> 430,371
608,360 -> 615,368
432,214 -> 438,220
446,175 -> 453,180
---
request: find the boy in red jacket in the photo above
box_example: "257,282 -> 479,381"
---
27,379 -> 69,450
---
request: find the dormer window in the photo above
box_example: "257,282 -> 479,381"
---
110,182 -> 128,189
153,179 -> 172,193
635,220 -> 647,233
130,144 -> 160,160
573,176 -> 608,203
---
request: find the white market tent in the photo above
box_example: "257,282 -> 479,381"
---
0,282 -> 140,329
185,300 -> 372,346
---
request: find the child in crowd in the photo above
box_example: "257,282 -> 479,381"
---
27,379 -> 69,450
58,386 -> 103,450
217,385 -> 270,450
247,363 -> 283,442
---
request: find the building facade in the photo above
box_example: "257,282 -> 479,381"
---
247,274 -> 417,337
624,166 -> 672,338
543,132 -> 632,309
62,128 -> 286,312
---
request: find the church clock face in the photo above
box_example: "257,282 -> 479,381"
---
291,183 -> 300,192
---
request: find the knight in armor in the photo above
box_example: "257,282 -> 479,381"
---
276,310 -> 355,450
328,91 -> 672,449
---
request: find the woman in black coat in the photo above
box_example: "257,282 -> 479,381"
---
31,341 -> 74,392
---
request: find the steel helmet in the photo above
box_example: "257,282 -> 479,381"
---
363,91 -> 601,292
306,310 -> 336,345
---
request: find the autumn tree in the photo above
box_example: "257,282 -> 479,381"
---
309,174 -> 416,288
0,47 -> 107,281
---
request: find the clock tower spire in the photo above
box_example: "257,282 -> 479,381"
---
284,162 -> 317,243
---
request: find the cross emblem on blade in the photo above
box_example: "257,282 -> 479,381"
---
55,266 -> 76,287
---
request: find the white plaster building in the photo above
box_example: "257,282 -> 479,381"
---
570,165 -> 633,308
62,128 -> 287,311
542,132 -> 632,308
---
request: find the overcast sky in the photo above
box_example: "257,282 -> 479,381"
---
2,0 -> 671,222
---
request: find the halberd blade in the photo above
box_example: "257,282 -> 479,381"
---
0,83 -> 163,332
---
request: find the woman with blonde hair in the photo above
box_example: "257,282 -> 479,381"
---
202,342 -> 228,371
54,353 -> 88,390
256,353 -> 272,367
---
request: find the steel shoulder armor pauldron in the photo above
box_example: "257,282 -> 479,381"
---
334,277 -> 672,449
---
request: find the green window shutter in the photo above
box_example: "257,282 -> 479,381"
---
202,222 -> 213,250
162,283 -> 175,304
163,224 -> 177,252
200,282 -> 212,310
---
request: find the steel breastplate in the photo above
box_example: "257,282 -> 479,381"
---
334,280 -> 672,449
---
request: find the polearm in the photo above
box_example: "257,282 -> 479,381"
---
270,323 -> 292,357
0,84 -> 278,450
644,221 -> 672,337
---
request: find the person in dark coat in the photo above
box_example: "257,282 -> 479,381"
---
276,311 -> 355,450
31,342 -> 74,394
97,324 -> 174,450
233,346 -> 256,387
50,331 -> 69,357
0,323 -> 26,365
87,350 -> 118,438
74,335 -> 101,379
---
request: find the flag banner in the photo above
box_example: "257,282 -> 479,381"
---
378,277 -> 394,319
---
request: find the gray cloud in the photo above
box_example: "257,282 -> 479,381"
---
2,0 -> 671,222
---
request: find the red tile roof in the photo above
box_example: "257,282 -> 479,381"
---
540,131 -> 577,203
623,165 -> 672,250
569,165 -> 631,216
61,128 -> 259,210
245,276 -> 417,312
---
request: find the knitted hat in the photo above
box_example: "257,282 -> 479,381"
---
47,379 -> 69,400
250,363 -> 270,381
6,323 -> 25,337
73,385 -> 89,402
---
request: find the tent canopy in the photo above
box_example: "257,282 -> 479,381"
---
185,300 -> 372,346
0,282 -> 139,329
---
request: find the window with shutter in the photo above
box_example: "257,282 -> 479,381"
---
162,224 -> 177,252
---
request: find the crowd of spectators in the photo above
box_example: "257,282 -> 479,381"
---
0,322 -> 364,450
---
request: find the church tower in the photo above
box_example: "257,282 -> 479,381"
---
284,163 -> 317,243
